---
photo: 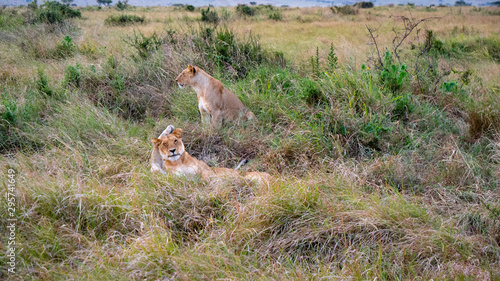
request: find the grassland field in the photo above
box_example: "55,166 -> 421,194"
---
1,3 -> 500,280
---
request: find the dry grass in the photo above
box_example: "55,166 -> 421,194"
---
0,4 -> 499,280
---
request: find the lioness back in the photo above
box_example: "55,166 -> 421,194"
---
176,65 -> 255,123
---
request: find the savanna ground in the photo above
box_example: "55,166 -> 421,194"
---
1,2 -> 500,280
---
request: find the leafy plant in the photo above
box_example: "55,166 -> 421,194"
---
36,69 -> 54,96
327,44 -> 338,72
53,35 -> 76,58
201,7 -> 219,24
186,5 -> 195,12
440,81 -> 457,92
63,63 -> 83,87
310,47 -> 321,77
380,51 -> 408,92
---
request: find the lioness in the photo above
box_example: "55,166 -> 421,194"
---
176,65 -> 255,124
151,125 -> 271,183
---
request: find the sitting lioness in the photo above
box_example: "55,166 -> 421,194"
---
151,125 -> 271,183
176,65 -> 255,124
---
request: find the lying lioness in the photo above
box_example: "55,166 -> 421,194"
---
176,65 -> 255,124
151,125 -> 271,183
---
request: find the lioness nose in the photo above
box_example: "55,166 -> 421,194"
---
170,148 -> 176,153
175,79 -> 178,82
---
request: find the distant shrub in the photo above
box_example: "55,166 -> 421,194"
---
186,5 -> 195,11
35,1 -> 81,24
115,0 -> 129,11
105,14 -> 145,25
268,11 -> 282,20
355,1 -> 374,8
192,26 -> 281,79
330,5 -> 359,15
236,4 -> 256,16
201,7 -> 219,24
124,30 -> 165,59
455,0 -> 471,6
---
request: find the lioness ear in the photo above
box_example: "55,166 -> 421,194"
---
159,125 -> 175,138
188,65 -> 196,74
152,138 -> 161,146
172,128 -> 183,138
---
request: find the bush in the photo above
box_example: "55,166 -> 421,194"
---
192,26 -> 277,78
201,7 -> 219,24
104,14 -> 145,26
64,63 -> 83,88
186,5 -> 195,12
53,35 -> 76,58
124,30 -> 165,59
115,0 -> 129,11
355,1 -> 374,8
35,1 -> 81,24
330,5 -> 359,15
380,51 -> 408,92
268,11 -> 282,21
36,69 -> 54,97
236,4 -> 256,16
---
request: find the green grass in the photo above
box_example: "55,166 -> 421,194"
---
1,5 -> 499,280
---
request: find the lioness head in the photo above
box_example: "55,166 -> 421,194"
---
175,65 -> 196,89
152,128 -> 185,162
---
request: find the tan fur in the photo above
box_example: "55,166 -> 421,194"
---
176,65 -> 255,124
151,127 -> 271,184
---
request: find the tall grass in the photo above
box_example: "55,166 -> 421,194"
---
1,5 -> 499,280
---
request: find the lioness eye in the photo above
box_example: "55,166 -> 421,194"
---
174,140 -> 177,144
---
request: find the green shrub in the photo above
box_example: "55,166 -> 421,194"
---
124,30 -> 165,59
201,7 -> 219,24
380,51 -> 408,92
53,36 -> 76,58
355,1 -> 374,8
36,69 -> 54,96
392,93 -> 415,121
236,4 -> 256,16
0,88 -> 54,153
104,14 -> 145,26
64,63 -> 83,88
192,26 -> 277,79
186,5 -> 195,11
35,1 -> 81,24
310,47 -> 321,77
268,11 -> 282,21
115,0 -> 129,11
327,44 -> 338,72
